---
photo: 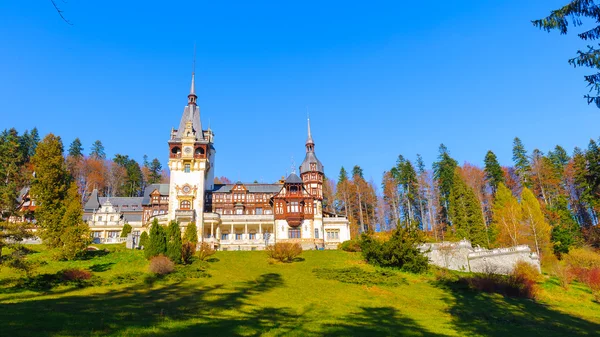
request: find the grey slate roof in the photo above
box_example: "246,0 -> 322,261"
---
285,173 -> 303,184
16,187 -> 29,204
84,189 -> 101,211
300,151 -> 324,174
171,104 -> 204,142
212,184 -> 282,193
98,197 -> 144,211
142,184 -> 170,205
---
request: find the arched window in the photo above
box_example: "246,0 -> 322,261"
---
171,147 -> 181,154
195,147 -> 205,156
180,200 -> 191,210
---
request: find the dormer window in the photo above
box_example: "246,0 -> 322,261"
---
310,163 -> 317,171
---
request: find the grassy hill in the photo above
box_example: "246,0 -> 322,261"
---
0,245 -> 599,337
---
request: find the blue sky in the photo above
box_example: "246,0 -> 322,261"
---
1,1 -> 599,188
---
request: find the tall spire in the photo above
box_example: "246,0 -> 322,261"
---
306,116 -> 314,152
188,44 -> 197,105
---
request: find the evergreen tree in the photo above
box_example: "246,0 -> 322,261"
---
533,1 -> 600,107
59,182 -> 90,260
391,156 -> 420,229
90,140 -> 105,159
585,139 -> 600,215
120,223 -> 133,238
572,147 -> 595,227
484,150 -> 504,194
492,183 -> 523,247
548,196 -> 583,256
352,165 -> 364,179
512,137 -> 532,188
145,219 -> 166,259
68,138 -> 84,158
139,231 -> 149,248
166,221 -> 183,263
548,145 -> 570,171
521,187 -> 553,258
183,222 -> 198,243
433,144 -> 458,225
0,129 -> 24,218
30,134 -> 71,248
148,158 -> 162,184
448,171 -> 488,247
28,127 -> 40,159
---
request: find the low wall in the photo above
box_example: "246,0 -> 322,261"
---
419,240 -> 540,274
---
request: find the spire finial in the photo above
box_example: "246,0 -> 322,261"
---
188,44 -> 197,104
306,110 -> 314,152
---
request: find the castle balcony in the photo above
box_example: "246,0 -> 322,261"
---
175,209 -> 195,220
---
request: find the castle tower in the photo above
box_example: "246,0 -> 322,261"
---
167,72 -> 216,229
299,117 -> 324,200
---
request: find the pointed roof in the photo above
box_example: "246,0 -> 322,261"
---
306,117 -> 314,145
171,73 -> 204,142
285,173 -> 303,184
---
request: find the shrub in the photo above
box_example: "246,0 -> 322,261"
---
182,242 -> 196,264
510,261 -> 541,299
139,232 -> 149,248
360,227 -> 429,273
313,267 -> 405,286
339,239 -> 361,252
552,262 -> 575,290
183,222 -> 198,243
583,268 -> 600,301
564,247 -> 600,270
120,223 -> 133,237
197,242 -> 216,261
145,219 -> 167,259
148,255 -> 174,275
166,221 -> 182,264
61,268 -> 92,282
266,242 -> 302,263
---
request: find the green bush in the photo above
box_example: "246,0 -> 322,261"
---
182,242 -> 196,264
313,267 -> 405,286
339,239 -> 361,252
166,221 -> 182,264
360,227 -> 429,273
183,222 -> 198,243
139,232 -> 149,249
120,223 -> 132,238
145,219 -> 166,259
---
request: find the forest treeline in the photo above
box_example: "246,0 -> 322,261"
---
0,128 -> 168,215
2,127 -> 599,257
325,137 -> 600,258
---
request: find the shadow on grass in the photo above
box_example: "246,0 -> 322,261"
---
206,257 -> 220,263
78,249 -> 109,260
321,306 -> 448,337
88,262 -> 115,272
0,273 -> 299,337
434,278 -> 600,337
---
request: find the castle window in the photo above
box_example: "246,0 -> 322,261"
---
310,163 -> 316,171
288,201 -> 299,213
235,208 -> 243,215
249,233 -> 256,240
290,186 -> 298,193
326,230 -> 340,240
184,164 -> 191,173
255,207 -> 263,215
180,200 -> 191,210
195,147 -> 205,156
216,208 -> 223,214
221,233 -> 228,240
289,228 -> 301,239
235,233 -> 242,240
315,228 -> 319,239
276,203 -> 283,214
98,216 -> 103,222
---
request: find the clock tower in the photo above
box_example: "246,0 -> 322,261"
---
167,71 -> 215,230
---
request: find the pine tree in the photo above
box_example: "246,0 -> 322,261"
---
0,129 -> 24,218
492,183 -> 523,247
521,187 -> 553,258
145,219 -> 167,259
183,221 -> 198,243
120,223 -> 133,238
68,138 -> 84,158
433,144 -> 458,225
448,171 -> 488,247
512,137 -> 532,188
533,1 -> 600,107
90,140 -> 105,159
59,182 -> 90,260
148,158 -> 162,184
484,150 -> 504,194
139,231 -> 149,249
30,134 -> 71,248
548,196 -> 582,256
166,221 -> 182,263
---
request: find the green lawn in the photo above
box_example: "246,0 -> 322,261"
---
0,245 -> 599,337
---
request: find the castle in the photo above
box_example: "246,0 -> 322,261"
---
83,72 -> 351,250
